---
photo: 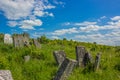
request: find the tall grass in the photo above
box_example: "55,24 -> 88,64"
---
0,41 -> 120,80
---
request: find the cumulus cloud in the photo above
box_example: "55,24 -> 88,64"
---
20,19 -> 43,30
54,16 -> 120,45
0,0 -> 57,30
52,27 -> 78,36
34,11 -> 54,17
53,0 -> 65,5
100,16 -> 107,19
75,21 -> 97,26
0,0 -> 34,20
8,21 -> 18,27
79,25 -> 100,32
74,33 -> 118,45
111,16 -> 120,21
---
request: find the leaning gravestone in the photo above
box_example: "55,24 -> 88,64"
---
53,50 -> 66,66
53,58 -> 77,80
0,70 -> 13,80
33,39 -> 41,48
4,34 -> 13,44
75,46 -> 86,67
83,52 -> 92,67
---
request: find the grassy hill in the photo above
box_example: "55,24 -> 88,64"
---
0,36 -> 120,80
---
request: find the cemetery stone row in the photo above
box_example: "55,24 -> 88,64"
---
53,46 -> 101,80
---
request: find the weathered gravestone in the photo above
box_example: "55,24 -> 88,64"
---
53,50 -> 66,66
53,58 -> 77,80
13,34 -> 29,48
4,34 -> 13,44
83,52 -> 92,67
24,55 -> 30,62
75,46 -> 86,67
94,53 -> 101,71
33,39 -> 41,48
0,70 -> 13,80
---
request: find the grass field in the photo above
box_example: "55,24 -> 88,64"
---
0,39 -> 120,80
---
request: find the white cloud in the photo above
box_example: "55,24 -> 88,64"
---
0,0 -> 57,30
34,11 -> 54,17
78,19 -> 120,32
20,19 -> 43,30
8,21 -> 18,27
111,16 -> 120,21
100,16 -> 107,19
53,0 -> 65,5
75,21 -> 97,26
80,25 -> 100,32
52,27 -> 78,36
62,22 -> 71,26
0,0 -> 34,20
54,16 -> 120,45
74,33 -> 119,46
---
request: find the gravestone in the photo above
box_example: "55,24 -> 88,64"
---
75,46 -> 86,67
24,55 -> 30,62
4,34 -> 13,44
94,53 -> 101,70
53,58 -> 77,80
33,39 -> 41,48
53,50 -> 66,66
83,52 -> 92,67
13,34 -> 29,48
0,70 -> 13,80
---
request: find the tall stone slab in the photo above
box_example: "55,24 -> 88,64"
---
33,39 -> 41,48
53,58 -> 77,80
4,34 -> 13,44
75,46 -> 86,67
0,70 -> 13,80
13,34 -> 29,48
53,50 -> 66,66
83,52 -> 92,67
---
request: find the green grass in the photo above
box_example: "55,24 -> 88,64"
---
0,41 -> 120,80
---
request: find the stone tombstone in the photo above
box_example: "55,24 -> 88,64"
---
75,46 -> 86,67
13,35 -> 23,47
0,70 -> 13,80
33,39 -> 41,48
53,58 -> 77,80
94,53 -> 101,70
24,55 -> 30,62
13,34 -> 29,48
4,34 -> 13,44
83,52 -> 92,67
53,50 -> 66,66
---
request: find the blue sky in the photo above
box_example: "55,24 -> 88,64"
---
0,0 -> 120,46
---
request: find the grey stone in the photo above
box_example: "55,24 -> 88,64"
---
53,58 -> 77,80
94,53 -> 101,70
0,70 -> 13,80
75,46 -> 86,67
33,39 -> 41,48
4,34 -> 13,44
83,52 -> 92,67
53,50 -> 66,66
13,34 -> 29,48
24,55 -> 30,62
